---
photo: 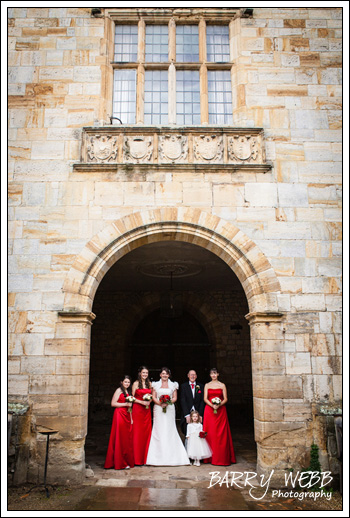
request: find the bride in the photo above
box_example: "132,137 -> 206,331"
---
146,367 -> 190,466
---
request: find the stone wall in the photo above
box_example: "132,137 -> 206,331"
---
8,7 -> 342,483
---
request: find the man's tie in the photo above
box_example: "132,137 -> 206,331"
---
191,384 -> 195,390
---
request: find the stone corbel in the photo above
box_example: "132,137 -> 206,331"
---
245,311 -> 284,325
58,311 -> 96,325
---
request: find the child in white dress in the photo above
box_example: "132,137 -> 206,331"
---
186,410 -> 212,466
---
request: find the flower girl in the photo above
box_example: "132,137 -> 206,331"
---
185,410 -> 212,466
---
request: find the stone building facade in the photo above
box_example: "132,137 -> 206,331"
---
8,7 -> 342,484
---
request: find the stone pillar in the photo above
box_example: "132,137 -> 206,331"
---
246,311 -> 312,482
27,311 -> 95,485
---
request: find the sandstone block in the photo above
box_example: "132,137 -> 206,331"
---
55,356 -> 90,375
94,182 -> 124,206
255,420 -> 308,447
277,184 -> 308,207
213,184 -> 245,207
155,183 -> 183,205
253,375 -> 303,399
29,374 -> 87,395
245,183 -> 277,207
286,352 -> 311,374
283,400 -> 312,422
332,375 -> 342,400
295,334 -> 311,352
73,66 -> 101,82
182,182 -> 212,207
254,398 -> 283,422
8,274 -> 33,292
9,375 -> 29,396
31,141 -> 65,159
266,222 -> 311,240
21,356 -> 55,375
290,109 -> 328,129
26,311 -> 57,333
44,338 -> 88,356
253,352 -> 286,375
312,356 -> 341,375
317,258 -> 342,277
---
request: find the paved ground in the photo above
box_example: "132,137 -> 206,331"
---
7,423 -> 343,512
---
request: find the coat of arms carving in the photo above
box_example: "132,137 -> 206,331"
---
228,135 -> 259,163
87,135 -> 118,162
123,136 -> 153,163
194,135 -> 223,163
159,134 -> 188,163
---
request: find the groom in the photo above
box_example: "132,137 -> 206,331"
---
180,369 -> 205,435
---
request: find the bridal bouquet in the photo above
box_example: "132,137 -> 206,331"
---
211,397 -> 221,414
143,393 -> 152,409
159,394 -> 172,413
125,395 -> 136,413
199,431 -> 207,438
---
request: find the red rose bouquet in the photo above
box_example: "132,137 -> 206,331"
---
159,394 -> 172,413
211,397 -> 221,414
199,431 -> 207,438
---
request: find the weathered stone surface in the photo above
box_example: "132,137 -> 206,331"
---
7,6 -> 343,485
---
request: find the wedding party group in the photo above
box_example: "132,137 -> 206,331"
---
104,366 -> 236,469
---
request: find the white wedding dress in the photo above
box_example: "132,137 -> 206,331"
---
146,381 -> 190,466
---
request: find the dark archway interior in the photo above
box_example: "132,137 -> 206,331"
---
130,309 -> 211,383
86,241 -> 256,463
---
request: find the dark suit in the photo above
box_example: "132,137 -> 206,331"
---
180,381 -> 205,435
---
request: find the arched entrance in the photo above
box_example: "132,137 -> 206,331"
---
55,208 -> 284,482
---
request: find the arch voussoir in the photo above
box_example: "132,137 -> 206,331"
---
62,209 -> 280,314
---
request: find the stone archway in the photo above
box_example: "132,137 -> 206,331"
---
53,208 -> 288,483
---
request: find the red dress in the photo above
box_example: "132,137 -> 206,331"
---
203,388 -> 236,466
104,392 -> 134,470
132,387 -> 152,465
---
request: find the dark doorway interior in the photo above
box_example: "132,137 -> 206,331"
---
130,309 -> 211,383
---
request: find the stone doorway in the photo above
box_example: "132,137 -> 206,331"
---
55,208 -> 284,483
85,239 -> 255,467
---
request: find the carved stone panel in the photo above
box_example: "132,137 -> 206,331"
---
123,135 -> 153,163
159,134 -> 188,163
87,135 -> 118,163
193,134 -> 223,163
228,135 -> 259,163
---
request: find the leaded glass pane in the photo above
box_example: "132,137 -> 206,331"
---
144,70 -> 168,124
145,25 -> 169,62
176,70 -> 200,125
114,25 -> 138,62
113,69 -> 136,124
206,25 -> 230,62
176,25 -> 199,62
208,70 -> 232,124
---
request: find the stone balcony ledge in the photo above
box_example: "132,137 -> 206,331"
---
77,126 -> 268,168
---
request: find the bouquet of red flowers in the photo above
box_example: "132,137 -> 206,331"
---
199,431 -> 207,439
159,394 -> 172,413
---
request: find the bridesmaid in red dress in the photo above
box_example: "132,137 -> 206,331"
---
104,375 -> 135,470
203,367 -> 236,466
131,366 -> 152,465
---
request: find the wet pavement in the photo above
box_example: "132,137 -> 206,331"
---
76,422 -> 256,510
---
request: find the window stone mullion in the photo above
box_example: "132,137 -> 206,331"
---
168,63 -> 176,124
